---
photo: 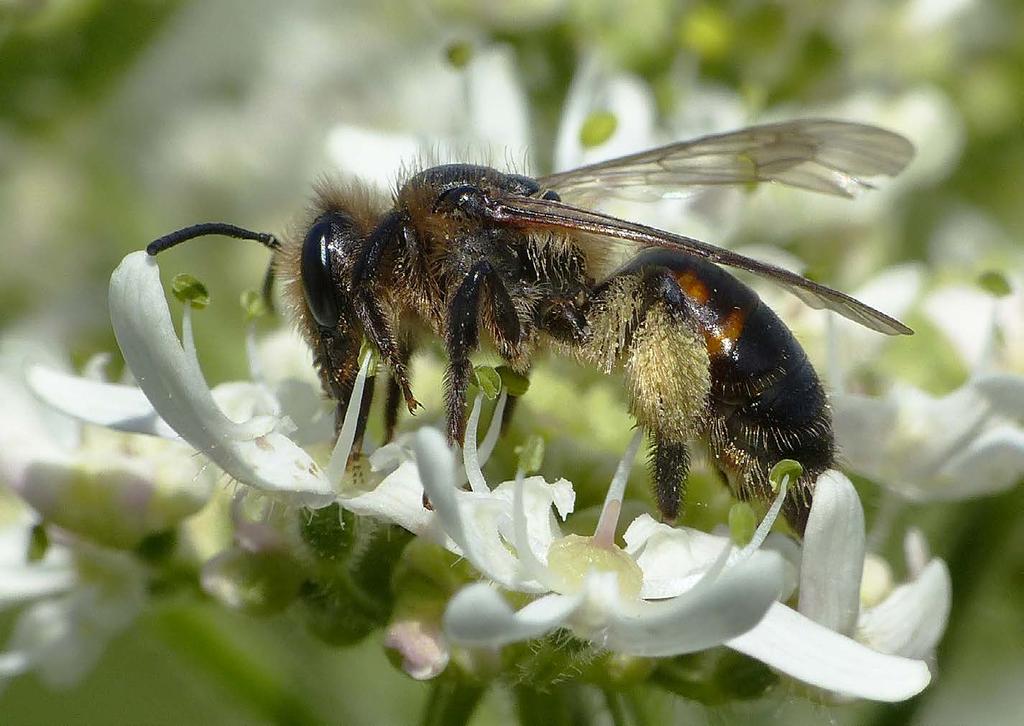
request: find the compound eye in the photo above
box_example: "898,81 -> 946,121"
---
435,185 -> 487,216
300,219 -> 341,328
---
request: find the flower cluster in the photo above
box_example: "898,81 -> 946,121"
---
0,249 -> 960,706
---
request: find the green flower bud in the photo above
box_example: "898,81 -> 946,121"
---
171,273 -> 210,308
515,435 -> 544,475
445,41 -> 473,68
769,459 -> 803,492
471,365 -> 501,400
202,547 -> 304,616
357,340 -> 380,377
728,502 -> 757,546
580,110 -> 617,148
495,365 -> 530,396
978,270 -> 1012,298
27,522 -> 49,563
240,289 -> 269,321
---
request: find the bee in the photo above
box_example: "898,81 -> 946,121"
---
147,119 -> 914,536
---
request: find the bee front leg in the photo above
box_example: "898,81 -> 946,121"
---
315,329 -> 375,456
445,260 -> 520,446
351,212 -> 418,412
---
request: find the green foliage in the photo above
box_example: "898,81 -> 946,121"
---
296,505 -> 413,646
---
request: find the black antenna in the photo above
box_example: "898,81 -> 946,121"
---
146,223 -> 281,256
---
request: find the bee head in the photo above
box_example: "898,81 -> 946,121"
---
277,180 -> 388,339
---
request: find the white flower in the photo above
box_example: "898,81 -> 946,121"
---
833,373 -> 1024,501
327,43 -> 532,191
426,406 -> 788,657
923,276 -> 1024,375
0,510 -> 146,693
27,251 -> 516,535
0,340 -> 212,550
35,252 -> 340,508
728,471 -> 948,702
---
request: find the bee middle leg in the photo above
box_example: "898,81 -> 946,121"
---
383,340 -> 414,442
581,268 -> 711,522
445,260 -> 521,446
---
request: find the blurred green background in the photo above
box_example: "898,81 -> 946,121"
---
1,0 -> 1022,724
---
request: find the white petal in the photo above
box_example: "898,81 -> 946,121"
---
0,565 -> 76,610
973,373 -> 1024,420
728,602 -> 931,702
27,366 -> 179,439
935,424 -> 1024,499
443,583 -> 580,648
858,559 -> 951,659
108,252 -> 334,507
341,460 -> 434,537
923,286 -> 993,368
799,471 -> 865,637
600,552 -> 786,657
467,46 -> 532,159
622,516 -> 735,599
412,428 -> 464,549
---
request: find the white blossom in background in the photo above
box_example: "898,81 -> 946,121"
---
728,471 -> 947,702
0,509 -> 147,694
833,374 -> 1024,502
924,277 -> 1024,375
0,340 -> 213,551
327,44 -> 533,192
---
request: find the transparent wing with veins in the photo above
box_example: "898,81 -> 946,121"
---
539,119 -> 915,202
482,194 -> 914,336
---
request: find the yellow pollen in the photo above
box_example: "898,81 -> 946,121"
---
546,534 -> 644,601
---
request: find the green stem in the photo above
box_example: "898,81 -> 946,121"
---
421,674 -> 485,726
602,688 -> 637,726
513,684 -> 574,726
152,604 -> 320,726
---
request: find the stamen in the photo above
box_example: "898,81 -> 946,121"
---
245,323 -> 264,384
731,474 -> 790,565
181,303 -> 214,393
593,429 -> 643,549
462,392 -> 489,493
325,354 -> 372,485
182,304 -> 197,365
477,389 -> 507,468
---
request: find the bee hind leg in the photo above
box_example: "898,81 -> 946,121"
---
582,267 -> 712,523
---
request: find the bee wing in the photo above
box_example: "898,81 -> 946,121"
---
539,119 -> 915,202
483,194 -> 913,336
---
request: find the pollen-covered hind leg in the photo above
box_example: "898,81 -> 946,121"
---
580,268 -> 711,523
650,435 -> 690,522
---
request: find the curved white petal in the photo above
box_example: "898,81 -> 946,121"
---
973,373 -> 1024,418
858,559 -> 952,659
799,471 -> 865,636
27,366 -> 179,439
599,552 -> 786,657
443,583 -> 581,648
935,425 -> 1024,499
622,515 -> 736,599
728,602 -> 931,702
412,428 -> 465,548
109,252 -> 334,507
341,460 -> 434,536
